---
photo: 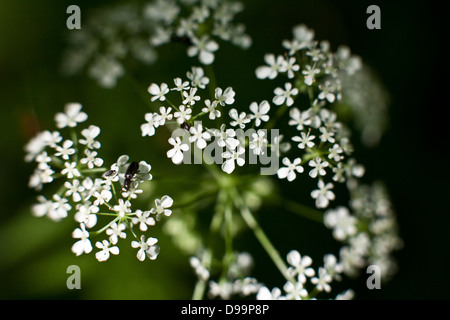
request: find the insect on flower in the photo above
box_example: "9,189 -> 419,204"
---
181,122 -> 191,132
102,169 -> 117,178
123,161 -> 139,191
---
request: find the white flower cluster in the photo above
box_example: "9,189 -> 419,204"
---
61,3 -> 155,88
254,24 -> 365,209
256,250 -> 353,300
62,0 -> 251,87
141,66 -> 283,175
25,103 -> 173,262
148,0 -> 251,64
324,181 -> 402,280
190,251 -> 263,299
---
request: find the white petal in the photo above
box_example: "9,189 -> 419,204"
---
255,66 -> 271,79
199,51 -> 214,65
222,160 -> 235,174
277,167 -> 289,179
160,195 -> 173,208
172,151 -> 184,164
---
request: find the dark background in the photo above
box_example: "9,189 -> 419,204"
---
0,0 -> 448,299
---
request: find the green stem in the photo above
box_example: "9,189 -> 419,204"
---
231,188 -> 295,284
192,190 -> 225,300
269,195 -> 324,224
171,190 -> 217,210
204,65 -> 217,100
219,192 -> 234,281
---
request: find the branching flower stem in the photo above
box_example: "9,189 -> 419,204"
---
230,187 -> 296,284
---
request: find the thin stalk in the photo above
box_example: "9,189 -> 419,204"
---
231,188 -> 295,284
269,195 -> 324,224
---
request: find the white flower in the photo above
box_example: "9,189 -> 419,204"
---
328,144 -> 343,161
174,105 -> 192,124
222,146 -> 245,174
187,36 -> 219,65
131,235 -> 160,261
71,223 -> 92,256
311,179 -> 335,209
255,54 -> 285,79
61,161 -> 81,179
324,206 -> 357,241
283,280 -> 308,300
286,250 -> 315,283
249,130 -> 268,155
95,240 -> 119,262
167,137 -> 189,164
177,17 -> 198,38
148,83 -> 169,102
202,99 -> 221,120
106,222 -> 127,245
292,24 -> 315,48
93,189 -> 112,206
74,205 -> 98,229
318,80 -> 337,103
280,56 -> 300,78
132,210 -> 155,231
212,124 -> 239,150
189,123 -> 211,149
187,66 -> 209,89
54,140 -> 75,160
308,157 -> 328,178
28,166 -> 54,190
336,289 -> 355,300
182,87 -> 201,106
144,0 -> 179,25
288,108 -> 311,131
292,131 -> 315,149
311,267 -> 333,292
229,108 -> 250,129
190,256 -> 210,281
302,64 -> 321,86
79,125 -> 101,149
80,149 -> 103,169
64,179 -> 85,202
141,112 -> 161,137
24,131 -> 53,161
322,254 -> 343,281
277,157 -> 304,182
215,87 -> 235,106
113,199 -> 131,217
151,195 -> 174,217
319,126 -> 335,143
49,194 -> 71,221
55,103 -> 88,129
336,45 -> 362,75
249,100 -> 270,127
234,277 -> 262,297
31,195 -> 54,218
208,281 -> 234,300
158,106 -> 173,125
256,287 -> 284,300
88,57 -> 124,88
273,82 -> 298,106
172,77 -> 190,91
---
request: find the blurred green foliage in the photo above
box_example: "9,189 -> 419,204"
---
0,0 -> 448,299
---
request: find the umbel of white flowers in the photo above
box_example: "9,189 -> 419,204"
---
25,103 -> 174,262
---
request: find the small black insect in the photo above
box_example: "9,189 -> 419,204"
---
102,169 -> 117,179
181,122 -> 191,132
122,161 -> 139,192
